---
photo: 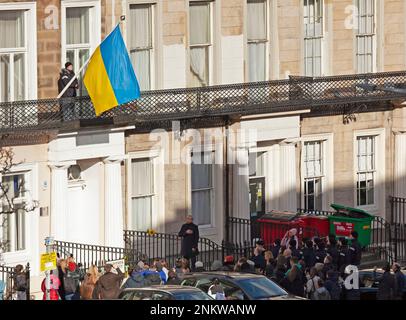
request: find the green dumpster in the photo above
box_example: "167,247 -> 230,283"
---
328,204 -> 375,247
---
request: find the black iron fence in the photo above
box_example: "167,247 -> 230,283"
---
0,263 -> 30,300
390,197 -> 406,263
1,71 -> 406,134
391,196 -> 406,225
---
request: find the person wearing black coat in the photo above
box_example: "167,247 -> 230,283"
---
58,62 -> 79,121
315,242 -> 327,265
338,238 -> 351,275
302,240 -> 317,269
289,240 -> 302,260
374,264 -> 396,300
271,239 -> 281,260
324,270 -> 342,300
349,231 -> 362,266
392,263 -> 405,300
178,215 -> 199,271
327,236 -> 339,268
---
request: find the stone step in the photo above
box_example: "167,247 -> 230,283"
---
359,259 -> 388,270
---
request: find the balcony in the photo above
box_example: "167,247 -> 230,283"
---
1,71 -> 406,134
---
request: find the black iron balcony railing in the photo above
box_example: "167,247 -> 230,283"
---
1,71 -> 406,134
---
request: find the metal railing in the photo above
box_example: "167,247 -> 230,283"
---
391,196 -> 406,225
1,71 -> 406,134
53,241 -> 127,271
0,263 -> 30,300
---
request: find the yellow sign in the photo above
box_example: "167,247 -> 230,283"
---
40,252 -> 57,272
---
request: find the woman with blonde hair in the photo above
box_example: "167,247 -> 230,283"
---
80,265 -> 100,300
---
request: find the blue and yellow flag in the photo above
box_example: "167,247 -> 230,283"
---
84,25 -> 140,116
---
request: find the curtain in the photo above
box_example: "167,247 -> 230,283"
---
66,7 -> 89,45
190,3 -> 209,45
0,55 -> 9,102
248,43 -> 266,82
190,47 -> 208,86
247,0 -> 266,41
14,53 -> 25,101
192,190 -> 211,226
131,159 -> 154,230
129,5 -> 152,91
0,10 -> 24,49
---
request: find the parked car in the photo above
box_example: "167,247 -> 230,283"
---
118,285 -> 213,300
180,272 -> 306,300
358,269 -> 406,300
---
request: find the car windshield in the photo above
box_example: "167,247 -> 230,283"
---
172,291 -> 213,300
236,277 -> 288,299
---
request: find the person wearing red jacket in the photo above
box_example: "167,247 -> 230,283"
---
41,270 -> 61,300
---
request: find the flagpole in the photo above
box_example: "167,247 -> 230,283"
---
56,19 -> 125,99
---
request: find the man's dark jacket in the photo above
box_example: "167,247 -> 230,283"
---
58,68 -> 78,98
94,268 -> 124,300
178,222 -> 199,258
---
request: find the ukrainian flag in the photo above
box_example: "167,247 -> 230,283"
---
84,25 -> 140,116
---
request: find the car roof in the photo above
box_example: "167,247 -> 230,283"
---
122,285 -> 204,292
182,271 -> 265,279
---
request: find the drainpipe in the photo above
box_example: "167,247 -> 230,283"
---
224,117 -> 231,244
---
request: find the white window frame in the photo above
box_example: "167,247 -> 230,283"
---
126,1 -> 156,91
301,133 -> 334,211
61,0 -> 101,73
126,149 -> 165,232
355,0 -> 376,73
188,0 -> 214,87
245,0 -> 270,82
1,162 -> 39,275
303,0 -> 324,77
353,128 -> 385,215
0,2 -> 37,102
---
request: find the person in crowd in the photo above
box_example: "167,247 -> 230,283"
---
178,215 -> 199,271
208,278 -> 226,300
41,270 -> 61,300
239,261 -> 252,273
255,239 -> 266,254
338,238 -> 351,275
180,258 -> 191,273
322,255 -> 335,279
274,255 -> 287,284
93,264 -> 124,300
13,264 -> 27,300
305,267 -> 321,299
313,279 -> 331,300
211,260 -> 223,272
174,258 -> 183,274
57,62 -> 79,121
374,264 -> 396,300
222,255 -> 235,271
283,248 -> 292,269
246,260 -> 256,273
280,257 -> 304,297
0,278 -> 5,300
80,265 -> 100,300
289,240 -> 302,260
234,257 -> 247,272
154,262 -> 167,284
121,266 -> 146,290
281,228 -> 299,249
63,256 -> 82,300
349,231 -> 362,266
392,262 -> 405,300
324,270 -> 342,300
264,250 -> 275,278
271,239 -> 281,260
315,240 -> 327,265
160,259 -> 169,280
56,258 -> 66,300
194,261 -> 205,272
302,239 -> 316,270
314,262 -> 325,279
251,247 -> 266,272
166,270 -> 182,285
327,235 -> 339,267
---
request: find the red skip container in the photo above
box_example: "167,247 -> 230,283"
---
299,214 -> 330,239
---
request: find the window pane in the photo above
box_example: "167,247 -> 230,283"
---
66,50 -> 74,66
131,196 -> 152,230
248,42 -> 266,82
129,4 -> 152,48
132,158 -> 154,195
190,3 -> 210,45
192,190 -> 211,225
191,163 -> 212,190
190,46 -> 209,86
66,7 -> 90,45
0,10 -> 24,48
130,49 -> 151,91
247,0 -> 266,40
13,53 -> 25,101
0,55 -> 10,102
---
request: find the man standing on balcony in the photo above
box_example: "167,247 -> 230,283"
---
178,215 -> 199,271
58,62 -> 78,121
